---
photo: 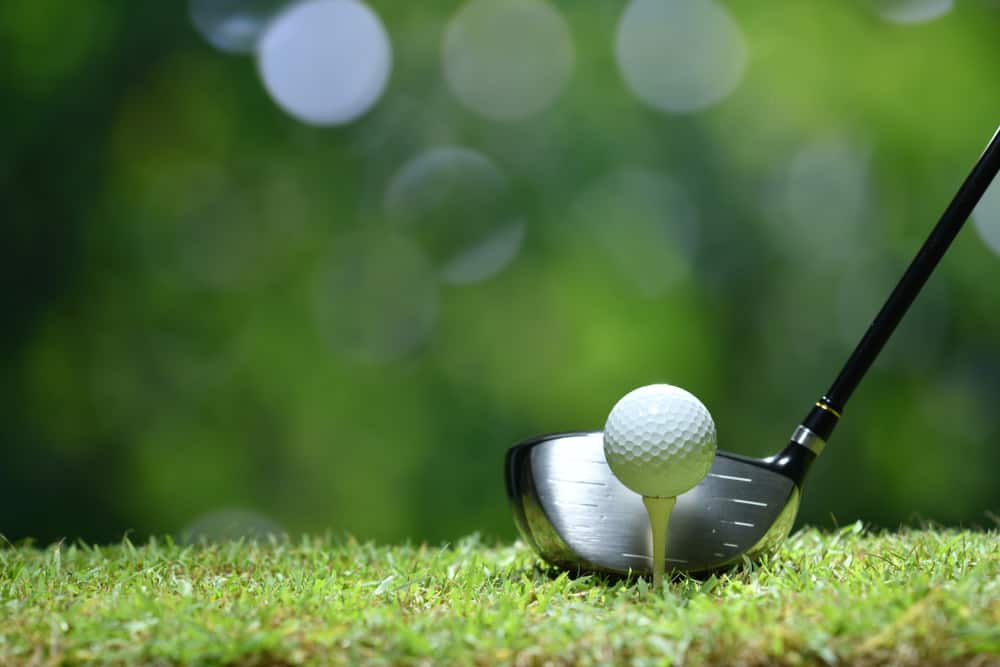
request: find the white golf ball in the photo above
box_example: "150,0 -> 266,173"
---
603,384 -> 717,498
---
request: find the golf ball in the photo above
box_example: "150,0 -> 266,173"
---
603,384 -> 717,498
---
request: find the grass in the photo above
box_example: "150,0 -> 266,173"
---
1,524 -> 998,666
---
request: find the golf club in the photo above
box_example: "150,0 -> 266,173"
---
505,126 -> 1000,575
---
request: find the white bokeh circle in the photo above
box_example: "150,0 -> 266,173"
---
572,168 -> 698,297
181,508 -> 286,544
973,177 -> 1000,256
257,0 -> 391,126
870,0 -> 953,24
834,251 -> 949,373
616,0 -> 748,114
775,135 -> 873,265
189,0 -> 285,54
442,0 -> 574,121
440,222 -> 525,285
313,232 -> 439,364
385,146 -> 525,285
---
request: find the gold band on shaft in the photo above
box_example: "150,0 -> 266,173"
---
814,401 -> 842,419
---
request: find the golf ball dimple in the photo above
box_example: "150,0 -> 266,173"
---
603,384 -> 717,498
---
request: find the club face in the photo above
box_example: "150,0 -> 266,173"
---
506,432 -> 801,575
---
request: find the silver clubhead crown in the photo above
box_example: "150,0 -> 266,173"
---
507,432 -> 803,575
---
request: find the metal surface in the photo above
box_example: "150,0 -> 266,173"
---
513,432 -> 799,574
790,425 -> 826,456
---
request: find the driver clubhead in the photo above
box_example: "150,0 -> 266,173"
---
506,432 -> 802,575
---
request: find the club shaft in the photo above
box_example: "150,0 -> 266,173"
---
827,128 -> 1000,410
803,126 -> 1000,442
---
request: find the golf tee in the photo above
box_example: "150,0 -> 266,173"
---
642,495 -> 676,591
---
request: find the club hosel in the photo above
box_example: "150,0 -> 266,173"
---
772,397 -> 841,486
802,396 -> 842,442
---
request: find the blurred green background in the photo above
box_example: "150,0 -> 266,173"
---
3,0 -> 1000,545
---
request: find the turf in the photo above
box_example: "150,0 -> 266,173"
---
1,524 -> 998,666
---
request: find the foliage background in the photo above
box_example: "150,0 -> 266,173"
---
2,0 -> 999,545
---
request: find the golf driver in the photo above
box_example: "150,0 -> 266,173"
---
505,126 -> 1000,575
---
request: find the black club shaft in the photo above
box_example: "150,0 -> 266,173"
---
804,126 -> 1000,442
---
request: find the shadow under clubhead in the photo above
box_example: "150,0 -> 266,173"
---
506,432 -> 803,576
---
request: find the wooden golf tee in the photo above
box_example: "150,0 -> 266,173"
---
642,495 -> 676,590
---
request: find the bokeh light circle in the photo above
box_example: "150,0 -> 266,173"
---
571,168 -> 698,297
775,134 -> 873,264
870,0 -> 953,24
128,165 -> 312,293
189,0 -> 285,54
834,251 -> 949,372
313,232 -> 439,364
181,508 -> 286,544
440,223 -> 525,285
385,147 -> 525,285
442,0 -> 574,121
615,0 -> 748,113
257,0 -> 391,126
973,177 -> 1000,256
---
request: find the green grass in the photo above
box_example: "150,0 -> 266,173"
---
1,525 -> 998,666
